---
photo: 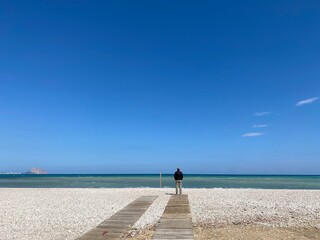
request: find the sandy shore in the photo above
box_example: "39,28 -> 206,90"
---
0,188 -> 320,240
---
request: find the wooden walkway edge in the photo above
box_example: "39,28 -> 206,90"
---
152,194 -> 194,240
77,195 -> 157,240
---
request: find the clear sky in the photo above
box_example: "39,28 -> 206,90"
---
1,0 -> 320,174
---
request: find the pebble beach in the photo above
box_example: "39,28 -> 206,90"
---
1,188 -> 320,240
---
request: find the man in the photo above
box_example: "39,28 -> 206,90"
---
174,168 -> 183,195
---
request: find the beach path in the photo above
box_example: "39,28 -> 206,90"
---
77,195 -> 157,240
152,194 -> 194,240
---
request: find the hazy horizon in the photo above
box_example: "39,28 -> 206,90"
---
2,171 -> 320,175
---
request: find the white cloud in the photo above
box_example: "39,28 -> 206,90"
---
254,112 -> 271,116
295,97 -> 318,106
253,124 -> 268,128
242,132 -> 264,137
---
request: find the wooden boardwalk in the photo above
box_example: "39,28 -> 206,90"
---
77,195 -> 157,240
152,194 -> 194,240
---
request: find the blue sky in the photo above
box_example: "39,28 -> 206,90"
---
1,0 -> 319,174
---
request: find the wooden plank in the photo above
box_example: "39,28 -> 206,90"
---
77,195 -> 157,240
158,223 -> 193,229
154,229 -> 193,234
152,194 -> 194,240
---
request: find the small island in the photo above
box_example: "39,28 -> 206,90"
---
24,168 -> 48,174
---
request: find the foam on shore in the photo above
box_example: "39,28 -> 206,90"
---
0,188 -> 319,240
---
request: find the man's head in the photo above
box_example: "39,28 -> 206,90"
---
177,168 -> 180,171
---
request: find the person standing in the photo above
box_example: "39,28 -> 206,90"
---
174,168 -> 183,195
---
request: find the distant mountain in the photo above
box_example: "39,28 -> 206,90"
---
24,168 -> 48,174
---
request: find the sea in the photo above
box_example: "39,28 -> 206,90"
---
0,174 -> 320,189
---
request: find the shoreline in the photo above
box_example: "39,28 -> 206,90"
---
1,188 -> 320,239
1,174 -> 320,189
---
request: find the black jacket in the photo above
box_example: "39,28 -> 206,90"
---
174,170 -> 183,180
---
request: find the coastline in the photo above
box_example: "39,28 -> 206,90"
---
1,174 -> 320,189
1,188 -> 319,239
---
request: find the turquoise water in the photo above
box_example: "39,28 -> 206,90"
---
0,174 -> 320,189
